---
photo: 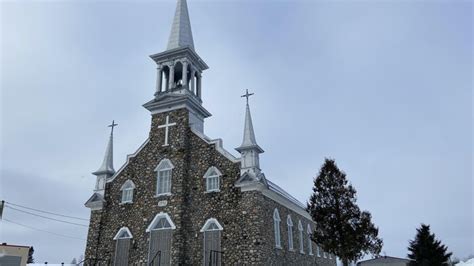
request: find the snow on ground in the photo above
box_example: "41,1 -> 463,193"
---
456,258 -> 474,266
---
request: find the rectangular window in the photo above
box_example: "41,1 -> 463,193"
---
121,189 -> 133,203
157,169 -> 171,195
206,175 -> 219,191
274,220 -> 281,248
317,245 -> 321,257
299,229 -> 304,254
288,226 -> 294,250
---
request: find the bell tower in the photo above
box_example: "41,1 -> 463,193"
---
143,0 -> 210,133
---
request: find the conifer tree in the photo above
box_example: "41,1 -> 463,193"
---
27,246 -> 34,263
408,224 -> 452,266
307,158 -> 382,266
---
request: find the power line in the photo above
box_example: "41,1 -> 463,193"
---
5,205 -> 89,227
5,201 -> 89,221
2,218 -> 86,241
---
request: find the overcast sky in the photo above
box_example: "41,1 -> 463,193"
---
1,0 -> 472,263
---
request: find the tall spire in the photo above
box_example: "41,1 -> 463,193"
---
237,90 -> 263,152
167,0 -> 195,51
236,90 -> 264,181
93,121 -> 117,176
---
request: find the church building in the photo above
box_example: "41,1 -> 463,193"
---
84,1 -> 337,265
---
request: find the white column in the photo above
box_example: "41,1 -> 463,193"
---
155,66 -> 163,95
190,69 -> 196,94
182,61 -> 188,88
168,64 -> 175,90
197,73 -> 202,99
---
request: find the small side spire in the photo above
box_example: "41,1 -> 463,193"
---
92,121 -> 117,177
167,0 -> 195,50
236,90 -> 264,182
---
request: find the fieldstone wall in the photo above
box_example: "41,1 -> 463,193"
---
84,107 -> 337,266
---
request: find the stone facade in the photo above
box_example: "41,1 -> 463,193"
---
84,1 -> 337,265
85,108 -> 337,266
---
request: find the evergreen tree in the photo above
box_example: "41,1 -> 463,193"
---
307,158 -> 383,266
407,224 -> 452,266
27,246 -> 34,263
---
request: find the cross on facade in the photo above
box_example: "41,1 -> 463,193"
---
241,89 -> 254,104
158,115 -> 176,146
108,120 -> 118,135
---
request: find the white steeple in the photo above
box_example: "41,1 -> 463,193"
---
167,0 -> 195,51
92,121 -> 117,195
236,90 -> 264,180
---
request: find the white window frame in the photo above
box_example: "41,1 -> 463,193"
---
203,166 -> 222,193
307,224 -> 313,255
154,159 -> 174,196
273,208 -> 281,249
298,220 -> 304,254
317,245 -> 321,257
146,212 -> 177,232
200,218 -> 224,232
113,227 -> 133,240
287,215 -> 294,251
120,180 -> 136,204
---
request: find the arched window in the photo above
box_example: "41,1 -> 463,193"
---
155,159 -> 174,196
203,166 -> 222,192
298,220 -> 304,254
307,224 -> 313,255
273,209 -> 281,248
120,180 -> 135,204
287,215 -> 294,251
200,218 -> 223,266
146,213 -> 176,266
113,227 -> 133,266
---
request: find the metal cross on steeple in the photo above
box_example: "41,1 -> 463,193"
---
241,89 -> 254,105
108,120 -> 118,136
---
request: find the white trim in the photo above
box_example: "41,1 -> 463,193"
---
190,128 -> 239,163
287,215 -> 294,251
154,158 -> 175,171
203,166 -> 223,178
108,138 -> 150,183
204,166 -> 222,192
298,220 -> 304,254
155,192 -> 172,197
273,208 -> 281,248
200,218 -> 223,232
261,188 -> 312,220
120,180 -> 136,190
113,227 -> 133,240
307,224 -> 314,255
146,212 -> 176,232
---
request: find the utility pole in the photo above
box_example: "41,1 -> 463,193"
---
0,200 -> 4,220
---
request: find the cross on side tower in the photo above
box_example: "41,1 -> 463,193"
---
108,120 -> 118,135
241,89 -> 254,105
